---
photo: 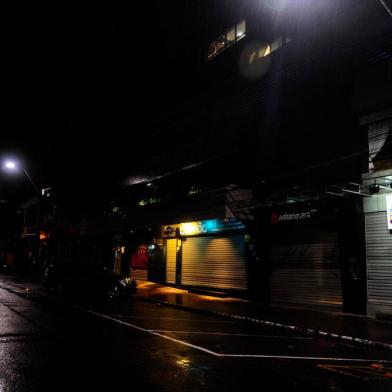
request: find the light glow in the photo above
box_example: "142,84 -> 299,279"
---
5,161 -> 16,170
203,219 -> 219,232
179,222 -> 202,236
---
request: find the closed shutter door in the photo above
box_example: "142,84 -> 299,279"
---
182,235 -> 247,290
271,231 -> 342,309
366,212 -> 392,305
166,239 -> 177,284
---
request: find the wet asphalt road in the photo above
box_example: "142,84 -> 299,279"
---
0,276 -> 391,392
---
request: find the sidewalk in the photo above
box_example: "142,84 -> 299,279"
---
135,280 -> 392,352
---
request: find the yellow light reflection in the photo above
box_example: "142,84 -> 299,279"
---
176,357 -> 191,369
179,222 -> 201,236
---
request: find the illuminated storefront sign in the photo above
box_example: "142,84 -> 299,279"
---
162,219 -> 245,237
162,224 -> 180,238
180,222 -> 203,236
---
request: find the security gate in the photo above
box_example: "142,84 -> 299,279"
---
365,211 -> 392,306
181,235 -> 247,290
270,229 -> 343,309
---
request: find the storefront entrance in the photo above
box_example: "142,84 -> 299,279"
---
166,238 -> 177,284
181,235 -> 247,290
270,209 -> 343,310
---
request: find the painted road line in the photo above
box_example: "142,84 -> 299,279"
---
223,354 -> 392,363
77,306 -> 221,357
135,297 -> 392,352
149,330 -> 312,339
108,315 -> 235,323
70,304 -> 392,364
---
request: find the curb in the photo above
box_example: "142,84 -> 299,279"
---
134,295 -> 392,352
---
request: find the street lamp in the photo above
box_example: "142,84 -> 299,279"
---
3,160 -> 41,196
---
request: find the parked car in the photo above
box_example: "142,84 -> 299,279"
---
43,261 -> 137,301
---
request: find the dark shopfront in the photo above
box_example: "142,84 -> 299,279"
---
258,198 -> 366,313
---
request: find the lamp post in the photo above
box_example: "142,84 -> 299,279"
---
3,159 -> 46,275
3,160 -> 40,196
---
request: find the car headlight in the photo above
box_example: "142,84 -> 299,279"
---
120,277 -> 133,286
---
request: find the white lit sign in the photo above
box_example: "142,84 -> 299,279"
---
179,222 -> 203,236
386,195 -> 392,230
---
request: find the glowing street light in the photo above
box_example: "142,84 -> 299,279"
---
5,161 -> 16,170
3,159 -> 40,196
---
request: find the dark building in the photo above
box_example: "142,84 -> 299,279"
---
92,0 -> 391,314
5,1 -> 391,316
86,0 -> 392,315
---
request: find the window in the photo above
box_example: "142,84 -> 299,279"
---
216,34 -> 226,54
248,35 -> 290,65
226,27 -> 235,45
208,42 -> 217,59
259,45 -> 271,58
138,197 -> 161,207
236,20 -> 246,40
271,37 -> 283,52
207,19 -> 246,61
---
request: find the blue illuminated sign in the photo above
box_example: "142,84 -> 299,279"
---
201,219 -> 245,234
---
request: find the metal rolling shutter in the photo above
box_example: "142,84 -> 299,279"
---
271,231 -> 342,309
166,239 -> 177,284
366,212 -> 392,305
181,235 -> 247,290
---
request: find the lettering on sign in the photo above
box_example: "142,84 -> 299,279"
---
162,225 -> 178,238
271,211 -> 311,224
